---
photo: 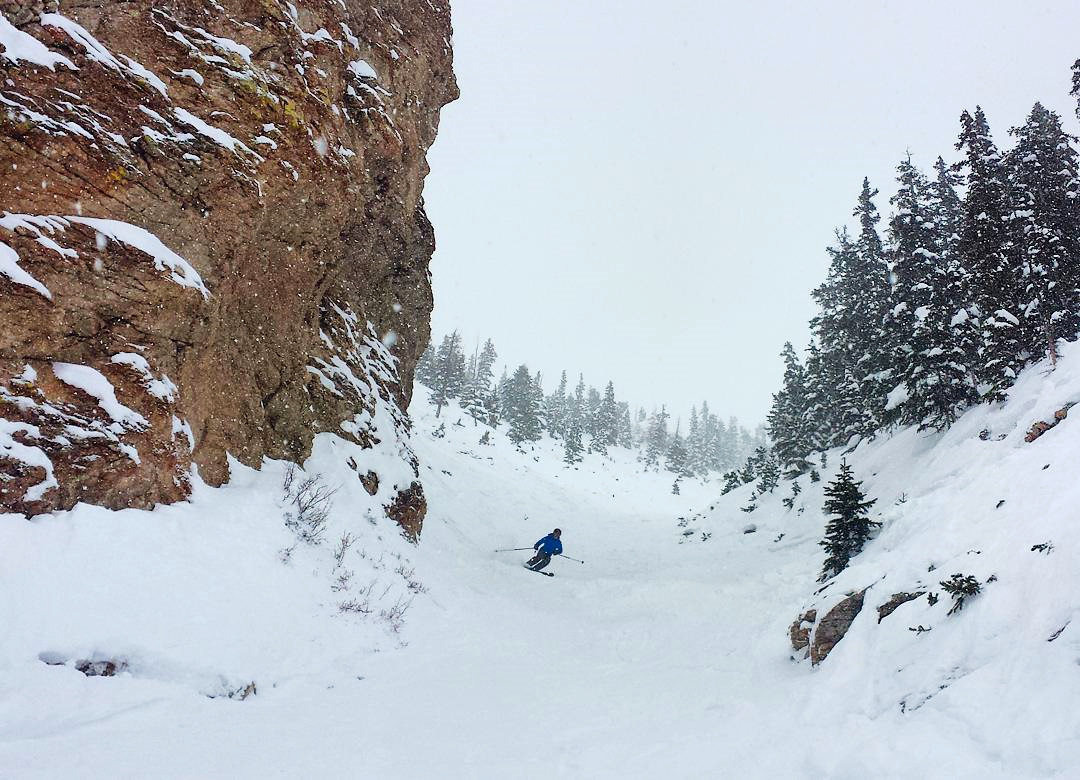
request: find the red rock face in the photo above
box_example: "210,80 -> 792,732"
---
0,0 -> 456,533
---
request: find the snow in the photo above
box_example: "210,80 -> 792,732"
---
190,27 -> 252,64
0,15 -> 75,70
348,59 -> 378,79
171,107 -> 260,161
172,68 -> 205,86
884,381 -> 909,411
51,362 -> 148,429
68,217 -> 209,297
3,213 -> 206,297
110,352 -> 178,401
5,349 -> 1080,776
0,418 -> 57,501
40,13 -> 167,97
0,240 -> 52,300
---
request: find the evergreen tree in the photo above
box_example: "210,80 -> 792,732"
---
545,371 -> 569,439
819,461 -> 879,581
801,340 -> 833,451
616,402 -> 633,448
563,390 -> 584,465
633,406 -> 648,447
806,178 -> 894,446
585,386 -> 602,442
495,366 -> 511,424
532,371 -> 548,435
593,381 -> 620,454
849,178 -> 894,435
711,412 -> 731,471
430,331 -> 467,417
956,106 -> 1022,397
505,364 -> 542,445
415,341 -> 436,386
666,427 -> 691,477
1006,102 -> 1080,366
755,447 -> 780,494
809,230 -> 867,445
884,154 -> 938,427
686,406 -> 703,476
766,342 -> 813,476
643,406 -> 670,469
911,156 -> 981,429
461,339 -> 497,425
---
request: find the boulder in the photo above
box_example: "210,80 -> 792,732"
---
810,589 -> 867,665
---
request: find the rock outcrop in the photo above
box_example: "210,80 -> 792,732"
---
789,590 -> 868,665
1,0 -> 456,535
809,590 -> 866,665
876,591 -> 924,623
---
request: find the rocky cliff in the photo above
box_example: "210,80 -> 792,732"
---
0,0 -> 456,537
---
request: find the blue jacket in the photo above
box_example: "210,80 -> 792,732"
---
535,534 -> 563,556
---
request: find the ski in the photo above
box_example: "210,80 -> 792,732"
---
523,565 -> 554,577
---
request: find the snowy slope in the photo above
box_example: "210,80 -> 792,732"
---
3,349 -> 1080,778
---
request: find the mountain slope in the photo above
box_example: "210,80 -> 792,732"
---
3,350 -> 1080,777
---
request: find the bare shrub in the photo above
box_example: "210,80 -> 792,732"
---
333,532 -> 355,569
338,598 -> 373,615
282,468 -> 338,545
396,563 -> 427,594
331,570 -> 354,592
380,597 -> 412,633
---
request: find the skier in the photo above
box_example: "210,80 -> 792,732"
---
525,528 -> 562,571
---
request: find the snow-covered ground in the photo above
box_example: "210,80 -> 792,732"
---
4,349 -> 1080,778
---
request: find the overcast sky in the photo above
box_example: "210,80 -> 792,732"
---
423,0 -> 1080,426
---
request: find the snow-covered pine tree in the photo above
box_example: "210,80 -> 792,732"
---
505,364 -> 542,445
686,406 -> 703,477
585,386 -> 602,443
805,180 -> 895,448
430,330 -> 467,417
819,460 -> 879,581
1005,102 -> 1080,367
633,406 -> 647,447
883,155 -> 976,430
643,406 -> 670,470
545,371 -> 569,440
849,178 -> 894,436
415,341 -> 436,386
766,342 -> 813,477
956,106 -> 1023,399
714,415 -> 733,471
616,402 -> 633,448
563,389 -> 584,465
460,338 -> 497,425
532,371 -> 548,436
802,338 -> 841,453
910,156 -> 982,430
665,426 -> 692,477
592,381 -> 620,454
755,447 -> 780,494
495,366 -> 511,424
809,230 -> 866,446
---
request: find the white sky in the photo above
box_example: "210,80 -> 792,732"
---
423,0 -> 1080,426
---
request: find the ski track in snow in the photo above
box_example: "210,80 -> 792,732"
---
4,349 -> 1080,777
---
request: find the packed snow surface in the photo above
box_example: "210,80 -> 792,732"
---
3,348 -> 1080,777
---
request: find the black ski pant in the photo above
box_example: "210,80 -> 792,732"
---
526,552 -> 552,571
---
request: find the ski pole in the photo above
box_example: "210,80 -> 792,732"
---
559,555 -> 585,564
494,547 -> 534,552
